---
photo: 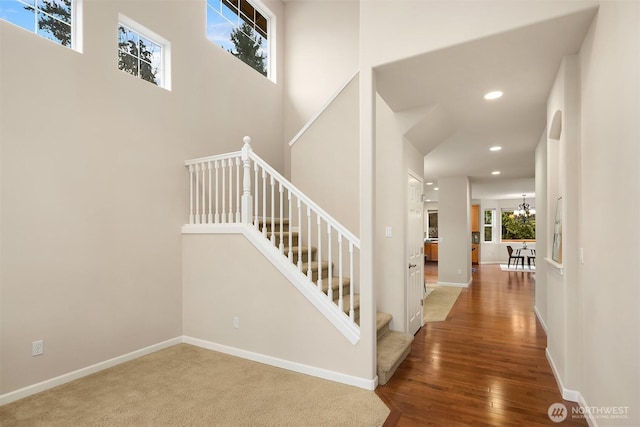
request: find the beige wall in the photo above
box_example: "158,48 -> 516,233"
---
182,233 -> 372,381
290,77 -> 359,235
374,94 -> 405,330
283,0 -> 359,176
360,0 -> 598,66
577,1 -> 639,423
0,0 -> 284,394
437,176 -> 472,286
534,132 -> 548,328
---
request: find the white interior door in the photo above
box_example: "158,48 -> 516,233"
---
407,173 -> 424,335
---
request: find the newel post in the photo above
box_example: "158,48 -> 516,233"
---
241,136 -> 253,225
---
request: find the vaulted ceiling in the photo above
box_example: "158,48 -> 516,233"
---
375,7 -> 598,201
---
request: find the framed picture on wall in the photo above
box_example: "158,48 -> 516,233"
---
552,197 -> 562,263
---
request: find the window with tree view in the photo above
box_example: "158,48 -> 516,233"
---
206,0 -> 269,77
0,0 -> 73,48
501,209 -> 536,241
118,22 -> 163,87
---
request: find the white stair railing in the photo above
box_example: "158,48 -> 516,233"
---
185,137 -> 361,326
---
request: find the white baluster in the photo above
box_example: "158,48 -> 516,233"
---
214,160 -> 220,224
188,164 -> 194,224
195,163 -> 200,224
349,241 -> 354,321
306,206 -> 312,279
338,233 -> 343,313
253,161 -> 259,230
235,157 -> 240,223
207,161 -> 213,224
221,159 -> 226,223
241,137 -> 253,225
270,176 -> 275,246
287,190 -> 292,262
327,224 -> 332,301
317,215 -> 322,290
201,162 -> 206,224
297,198 -> 302,271
228,158 -> 233,223
261,168 -> 267,237
279,182 -> 284,254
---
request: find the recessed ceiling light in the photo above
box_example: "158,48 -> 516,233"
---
489,146 -> 502,151
492,171 -> 501,175
426,182 -> 433,186
484,91 -> 503,100
426,199 -> 431,202
434,187 -> 439,191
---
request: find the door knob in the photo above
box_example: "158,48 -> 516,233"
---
409,263 -> 417,269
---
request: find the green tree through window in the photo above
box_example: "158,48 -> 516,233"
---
0,0 -> 73,48
229,22 -> 266,76
37,0 -> 72,46
118,24 -> 162,86
206,0 -> 270,78
501,210 -> 536,240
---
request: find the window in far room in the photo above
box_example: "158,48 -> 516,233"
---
501,208 -> 536,241
483,209 -> 494,242
206,0 -> 271,78
0,0 -> 80,50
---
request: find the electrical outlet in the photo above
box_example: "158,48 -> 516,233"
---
32,340 -> 44,356
233,316 -> 239,329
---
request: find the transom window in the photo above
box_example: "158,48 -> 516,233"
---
0,0 -> 75,48
117,18 -> 170,90
206,0 -> 270,77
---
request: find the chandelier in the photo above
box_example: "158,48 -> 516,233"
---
513,194 -> 536,222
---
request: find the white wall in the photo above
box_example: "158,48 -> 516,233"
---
0,0 -> 284,394
577,2 -> 639,423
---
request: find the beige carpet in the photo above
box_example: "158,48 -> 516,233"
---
423,286 -> 462,322
0,344 -> 389,426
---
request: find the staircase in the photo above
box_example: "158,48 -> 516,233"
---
184,137 -> 411,385
260,217 -> 360,321
376,312 -> 413,385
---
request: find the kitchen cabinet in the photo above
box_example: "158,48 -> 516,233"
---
424,243 -> 438,262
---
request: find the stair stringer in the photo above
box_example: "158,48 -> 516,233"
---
182,223 -> 360,345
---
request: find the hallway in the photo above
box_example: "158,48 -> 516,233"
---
376,264 -> 587,426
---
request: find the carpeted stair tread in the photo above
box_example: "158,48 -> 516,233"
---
256,218 -> 290,231
322,277 -> 351,298
288,246 -> 316,263
377,330 -> 413,386
376,312 -> 393,340
337,294 -> 360,314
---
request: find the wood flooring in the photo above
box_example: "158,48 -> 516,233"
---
376,263 -> 587,426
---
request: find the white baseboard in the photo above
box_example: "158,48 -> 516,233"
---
183,336 -> 377,390
534,306 -> 548,333
0,337 -> 182,406
545,352 -> 597,426
545,348 -> 580,402
437,281 -> 470,288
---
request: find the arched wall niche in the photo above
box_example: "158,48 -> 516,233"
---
549,109 -> 563,140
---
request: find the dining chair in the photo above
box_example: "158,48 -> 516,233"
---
528,248 -> 536,268
507,245 -> 525,269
